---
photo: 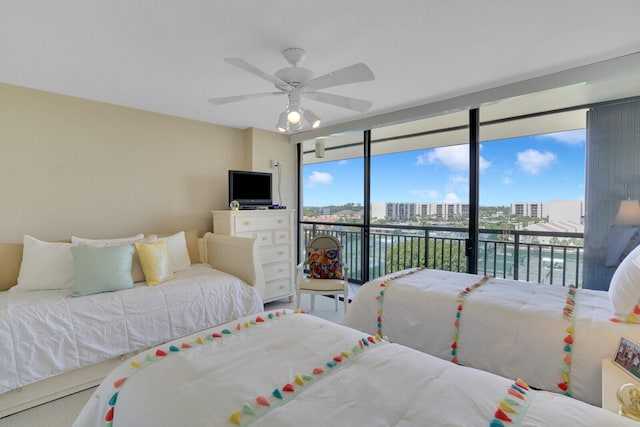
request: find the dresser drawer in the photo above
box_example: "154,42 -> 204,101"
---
264,278 -> 292,301
263,261 -> 291,282
236,231 -> 273,246
255,231 -> 274,246
234,215 -> 289,232
274,229 -> 289,245
259,245 -> 290,264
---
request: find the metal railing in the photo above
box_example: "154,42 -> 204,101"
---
301,221 -> 584,287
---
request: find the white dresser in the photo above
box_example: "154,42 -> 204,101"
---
212,209 -> 295,303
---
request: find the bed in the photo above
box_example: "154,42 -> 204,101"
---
73,310 -> 636,427
0,231 -> 264,417
342,264 -> 640,407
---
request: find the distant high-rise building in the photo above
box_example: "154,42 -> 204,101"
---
511,200 -> 583,224
544,199 -> 584,224
373,202 -> 469,221
371,200 -> 582,223
511,202 -> 544,218
384,202 -> 419,220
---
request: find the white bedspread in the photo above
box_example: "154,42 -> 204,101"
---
0,264 -> 263,394
74,310 -> 636,427
343,268 -> 640,407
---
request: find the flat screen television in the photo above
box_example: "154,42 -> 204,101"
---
228,170 -> 273,207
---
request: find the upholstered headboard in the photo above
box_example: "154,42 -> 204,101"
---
0,243 -> 23,291
0,230 -> 201,292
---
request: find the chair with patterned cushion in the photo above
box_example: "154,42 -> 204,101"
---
296,234 -> 349,312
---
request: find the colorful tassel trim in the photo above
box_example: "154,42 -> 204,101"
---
451,275 -> 491,364
375,267 -> 425,336
610,303 -> 640,324
103,309 -> 304,426
612,230 -> 639,268
228,334 -> 387,426
488,378 -> 536,426
558,286 -> 577,396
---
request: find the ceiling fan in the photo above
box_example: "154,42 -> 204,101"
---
208,47 -> 375,132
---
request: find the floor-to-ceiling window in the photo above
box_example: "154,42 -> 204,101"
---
300,132 -> 366,281
299,110 -> 587,286
477,109 -> 586,285
369,111 -> 470,278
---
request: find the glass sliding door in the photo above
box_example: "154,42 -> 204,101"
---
369,111 -> 470,278
478,99 -> 586,286
300,132 -> 366,282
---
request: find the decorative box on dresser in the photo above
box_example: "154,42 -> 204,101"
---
212,209 -> 295,303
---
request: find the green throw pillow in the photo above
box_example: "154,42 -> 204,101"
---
71,245 -> 135,296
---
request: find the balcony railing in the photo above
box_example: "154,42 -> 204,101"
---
301,222 -> 584,287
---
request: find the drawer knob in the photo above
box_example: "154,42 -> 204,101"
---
243,221 -> 250,226
261,236 -> 268,241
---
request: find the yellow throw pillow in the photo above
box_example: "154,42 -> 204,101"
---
135,240 -> 175,286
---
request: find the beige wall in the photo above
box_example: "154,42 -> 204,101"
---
246,127 -> 298,210
0,83 -> 295,243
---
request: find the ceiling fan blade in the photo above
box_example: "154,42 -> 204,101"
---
304,63 -> 374,91
208,92 -> 284,105
225,58 -> 292,90
303,91 -> 373,112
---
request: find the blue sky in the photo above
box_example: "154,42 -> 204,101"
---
302,129 -> 585,207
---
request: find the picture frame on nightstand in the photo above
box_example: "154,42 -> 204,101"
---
613,336 -> 640,381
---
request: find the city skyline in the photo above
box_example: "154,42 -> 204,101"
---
303,129 -> 586,207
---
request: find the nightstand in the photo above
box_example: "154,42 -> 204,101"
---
602,358 -> 640,414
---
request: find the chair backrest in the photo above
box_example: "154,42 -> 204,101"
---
305,235 -> 344,280
308,235 -> 341,250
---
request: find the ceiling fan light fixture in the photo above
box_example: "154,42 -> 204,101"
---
276,112 -> 288,133
210,49 -> 375,132
288,119 -> 303,132
286,103 -> 302,125
304,109 -> 321,128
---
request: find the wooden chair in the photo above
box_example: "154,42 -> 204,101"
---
296,235 -> 349,312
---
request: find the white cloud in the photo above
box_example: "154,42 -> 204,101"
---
337,160 -> 348,165
414,153 -> 428,166
501,176 -> 513,185
306,171 -> 333,189
449,174 -> 467,186
537,129 -> 585,145
516,149 -> 556,175
444,192 -> 462,203
479,156 -> 491,173
409,188 -> 440,200
427,146 -> 468,171
416,145 -> 491,173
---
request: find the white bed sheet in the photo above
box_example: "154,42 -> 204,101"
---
74,310 -> 637,427
0,264 -> 263,394
343,268 -> 640,407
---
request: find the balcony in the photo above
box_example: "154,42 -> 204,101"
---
301,222 -> 584,287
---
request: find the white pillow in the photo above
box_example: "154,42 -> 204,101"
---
11,235 -> 74,292
609,243 -> 640,318
71,234 -> 144,245
158,231 -> 191,272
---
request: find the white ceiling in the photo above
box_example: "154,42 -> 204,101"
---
2,1 -> 640,134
